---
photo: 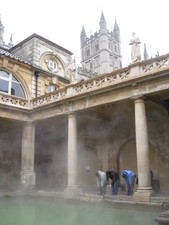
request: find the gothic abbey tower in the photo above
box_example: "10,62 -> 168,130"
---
80,12 -> 122,75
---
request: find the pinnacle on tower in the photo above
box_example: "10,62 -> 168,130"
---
80,25 -> 86,38
113,19 -> 120,32
113,19 -> 120,41
99,11 -> 107,29
80,25 -> 87,47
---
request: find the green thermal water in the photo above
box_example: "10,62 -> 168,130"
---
0,197 -> 161,225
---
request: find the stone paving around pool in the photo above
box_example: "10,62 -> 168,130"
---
0,190 -> 169,210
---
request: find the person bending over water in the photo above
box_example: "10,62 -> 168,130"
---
106,170 -> 119,195
122,170 -> 137,196
95,171 -> 107,198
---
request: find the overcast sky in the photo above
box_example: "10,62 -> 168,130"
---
1,0 -> 169,67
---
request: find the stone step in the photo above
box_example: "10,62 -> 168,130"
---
151,196 -> 169,204
83,193 -> 134,202
107,194 -> 134,201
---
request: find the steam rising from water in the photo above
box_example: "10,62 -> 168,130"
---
0,100 -> 169,192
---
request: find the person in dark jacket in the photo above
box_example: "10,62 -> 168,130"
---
122,170 -> 137,196
106,170 -> 119,195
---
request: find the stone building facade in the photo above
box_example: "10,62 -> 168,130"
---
9,33 -> 73,97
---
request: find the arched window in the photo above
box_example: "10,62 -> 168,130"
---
0,70 -> 25,98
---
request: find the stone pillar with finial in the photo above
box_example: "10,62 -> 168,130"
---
68,56 -> 78,84
144,43 -> 149,60
0,15 -> 4,47
8,34 -> 13,48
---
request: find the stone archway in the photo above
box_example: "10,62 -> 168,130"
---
117,138 -> 137,186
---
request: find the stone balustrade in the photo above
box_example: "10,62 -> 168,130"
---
1,53 -> 169,110
0,92 -> 29,108
31,54 -> 169,108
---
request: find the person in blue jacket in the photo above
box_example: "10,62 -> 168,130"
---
122,170 -> 137,196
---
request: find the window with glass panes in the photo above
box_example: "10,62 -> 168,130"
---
0,70 -> 25,98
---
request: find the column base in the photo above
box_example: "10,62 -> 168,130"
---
134,187 -> 154,202
64,185 -> 83,197
20,170 -> 36,190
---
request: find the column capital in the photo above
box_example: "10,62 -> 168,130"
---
23,120 -> 35,126
67,111 -> 78,117
130,94 -> 145,101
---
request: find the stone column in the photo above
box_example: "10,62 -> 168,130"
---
64,113 -> 82,196
21,121 -> 36,190
133,96 -> 153,202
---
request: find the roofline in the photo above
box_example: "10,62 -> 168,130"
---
9,33 -> 73,55
0,48 -> 32,65
0,48 -> 70,84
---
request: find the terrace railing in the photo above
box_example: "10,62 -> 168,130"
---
31,54 -> 169,108
0,54 -> 169,110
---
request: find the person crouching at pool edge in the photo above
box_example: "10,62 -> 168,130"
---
106,170 -> 119,195
122,170 -> 137,196
95,171 -> 107,199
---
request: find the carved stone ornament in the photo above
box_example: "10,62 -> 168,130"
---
47,59 -> 58,72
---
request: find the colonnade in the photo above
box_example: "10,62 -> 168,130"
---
20,96 -> 153,201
